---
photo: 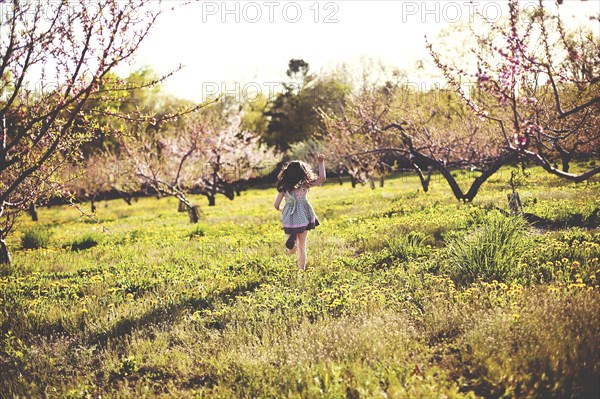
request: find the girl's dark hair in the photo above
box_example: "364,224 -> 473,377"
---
277,160 -> 316,192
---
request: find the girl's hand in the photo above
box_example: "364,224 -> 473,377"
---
317,154 -> 325,163
274,191 -> 285,211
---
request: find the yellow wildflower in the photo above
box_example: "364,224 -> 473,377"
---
568,283 -> 585,289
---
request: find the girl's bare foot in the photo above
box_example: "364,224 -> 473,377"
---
287,244 -> 297,255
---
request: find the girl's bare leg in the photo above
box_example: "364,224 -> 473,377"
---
296,231 -> 308,271
286,234 -> 297,255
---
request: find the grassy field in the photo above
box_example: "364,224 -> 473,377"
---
1,166 -> 599,398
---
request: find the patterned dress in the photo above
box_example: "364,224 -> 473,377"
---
281,184 -> 320,234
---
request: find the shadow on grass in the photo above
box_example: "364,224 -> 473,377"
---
0,275 -> 263,397
84,278 -> 263,348
1,273 -> 263,349
496,207 -> 600,230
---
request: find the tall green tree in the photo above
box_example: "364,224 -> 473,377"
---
263,59 -> 350,151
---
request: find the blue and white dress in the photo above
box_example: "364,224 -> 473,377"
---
281,184 -> 320,234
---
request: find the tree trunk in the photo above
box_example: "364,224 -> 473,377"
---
412,161 -> 432,193
554,143 -> 572,173
368,176 -> 375,190
210,171 -> 218,207
381,123 -> 520,202
113,187 -> 133,205
507,192 -> 523,215
178,200 -> 186,212
351,176 -> 357,188
0,239 -> 11,265
561,155 -> 571,173
28,202 -> 38,222
188,205 -> 200,223
91,200 -> 96,213
409,150 -> 518,202
379,175 -> 384,188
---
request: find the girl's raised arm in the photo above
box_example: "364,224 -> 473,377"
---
308,154 -> 326,187
274,191 -> 285,211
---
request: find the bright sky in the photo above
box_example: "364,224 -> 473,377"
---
128,0 -> 600,102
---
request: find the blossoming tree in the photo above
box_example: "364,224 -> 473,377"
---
425,0 -> 599,196
331,0 -> 599,202
123,103 -> 277,222
0,1 -> 167,264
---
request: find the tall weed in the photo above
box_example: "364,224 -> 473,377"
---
21,226 -> 52,249
445,211 -> 531,284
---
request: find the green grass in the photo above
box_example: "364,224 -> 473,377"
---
1,168 -> 599,398
444,211 -> 532,285
20,226 -> 52,250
